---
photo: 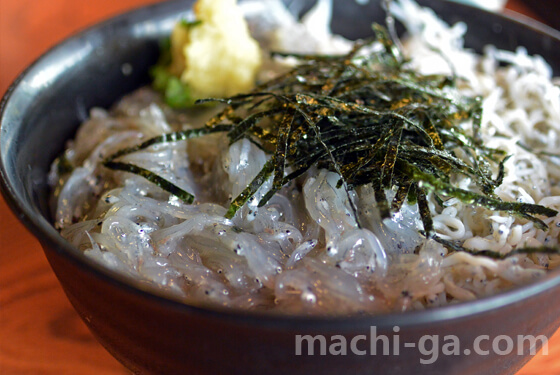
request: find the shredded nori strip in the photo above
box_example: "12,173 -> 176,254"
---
106,124 -> 233,161
104,161 -> 195,204
433,236 -> 560,260
103,23 -> 560,259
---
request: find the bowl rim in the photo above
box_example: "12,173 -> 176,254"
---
2,0 -> 560,331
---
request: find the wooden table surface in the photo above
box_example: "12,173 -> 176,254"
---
0,0 -> 558,374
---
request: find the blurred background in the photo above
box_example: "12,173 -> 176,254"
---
0,0 -> 558,97
0,0 -> 559,374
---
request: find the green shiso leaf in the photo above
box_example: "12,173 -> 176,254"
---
149,65 -> 195,108
149,32 -> 196,108
164,76 -> 194,108
179,19 -> 202,29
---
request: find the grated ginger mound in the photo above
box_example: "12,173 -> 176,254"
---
170,0 -> 262,99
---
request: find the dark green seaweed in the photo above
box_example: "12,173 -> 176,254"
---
104,23 -> 560,260
104,161 -> 194,204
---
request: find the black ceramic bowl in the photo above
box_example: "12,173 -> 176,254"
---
2,1 -> 560,374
